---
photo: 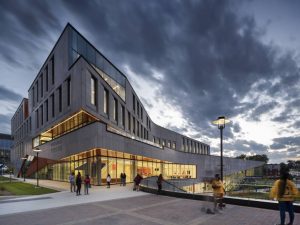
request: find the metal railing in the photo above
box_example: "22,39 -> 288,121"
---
141,176 -> 300,203
141,176 -> 187,193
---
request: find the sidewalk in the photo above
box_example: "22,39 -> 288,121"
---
0,194 -> 299,225
0,177 -> 148,216
0,178 -> 299,224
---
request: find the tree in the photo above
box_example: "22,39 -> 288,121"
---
235,154 -> 269,163
236,154 -> 246,160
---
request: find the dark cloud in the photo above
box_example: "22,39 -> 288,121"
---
292,121 -> 300,129
225,139 -> 268,154
250,101 -> 278,121
271,136 -> 300,151
0,85 -> 22,102
287,147 -> 299,153
232,123 -> 241,133
0,1 -> 62,68
0,0 -> 299,162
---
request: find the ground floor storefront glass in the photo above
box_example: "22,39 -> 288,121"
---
50,148 -> 196,185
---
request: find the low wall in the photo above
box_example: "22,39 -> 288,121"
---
140,186 -> 300,213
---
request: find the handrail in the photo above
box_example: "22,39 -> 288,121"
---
141,176 -> 187,193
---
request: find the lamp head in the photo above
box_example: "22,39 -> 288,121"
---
212,116 -> 230,129
33,148 -> 42,153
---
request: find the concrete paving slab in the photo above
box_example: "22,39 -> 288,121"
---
0,178 -> 299,225
0,179 -> 148,216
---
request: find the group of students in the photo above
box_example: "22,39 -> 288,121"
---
69,172 -> 91,195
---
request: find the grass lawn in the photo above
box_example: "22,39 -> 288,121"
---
0,176 -> 15,182
0,182 -> 58,195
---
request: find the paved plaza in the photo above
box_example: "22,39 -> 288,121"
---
0,179 -> 299,225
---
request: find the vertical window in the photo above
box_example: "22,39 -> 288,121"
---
113,97 -> 118,122
40,74 -> 43,98
137,102 -> 139,116
128,111 -> 131,131
36,81 -> 39,102
121,105 -> 125,127
141,108 -> 143,121
182,138 -> 185,151
172,142 -> 176,149
51,94 -> 55,117
137,121 -> 139,136
132,94 -> 135,113
36,109 -> 39,129
32,87 -> 35,107
104,88 -> 109,114
91,77 -> 97,105
67,77 -> 71,106
133,117 -> 135,134
41,105 -> 43,126
51,56 -> 55,85
45,66 -> 48,92
45,100 -> 49,122
58,86 -> 62,112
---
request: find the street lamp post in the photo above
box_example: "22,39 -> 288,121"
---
33,148 -> 42,187
212,116 -> 230,181
21,157 -> 27,181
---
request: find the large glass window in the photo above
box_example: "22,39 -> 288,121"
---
69,29 -> 125,100
51,148 -> 196,184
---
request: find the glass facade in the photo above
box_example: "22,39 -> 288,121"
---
69,28 -> 126,101
49,148 -> 196,185
38,110 -> 98,145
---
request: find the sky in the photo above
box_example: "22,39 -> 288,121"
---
0,0 -> 300,163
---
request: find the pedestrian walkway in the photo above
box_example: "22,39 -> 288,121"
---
0,178 -> 299,224
1,194 -> 299,225
0,178 -> 148,216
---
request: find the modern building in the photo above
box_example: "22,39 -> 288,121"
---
0,133 -> 13,166
11,23 -> 263,185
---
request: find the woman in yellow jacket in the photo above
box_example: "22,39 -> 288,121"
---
270,172 -> 298,225
212,174 -> 225,212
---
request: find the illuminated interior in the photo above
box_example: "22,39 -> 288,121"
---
38,110 -> 98,145
48,148 -> 196,185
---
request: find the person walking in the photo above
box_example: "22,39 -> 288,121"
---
211,174 -> 225,212
84,174 -> 91,195
75,172 -> 82,196
133,174 -> 143,191
123,173 -> 126,186
270,171 -> 298,225
157,174 -> 163,194
69,172 -> 76,192
120,173 -> 124,186
106,174 -> 111,188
